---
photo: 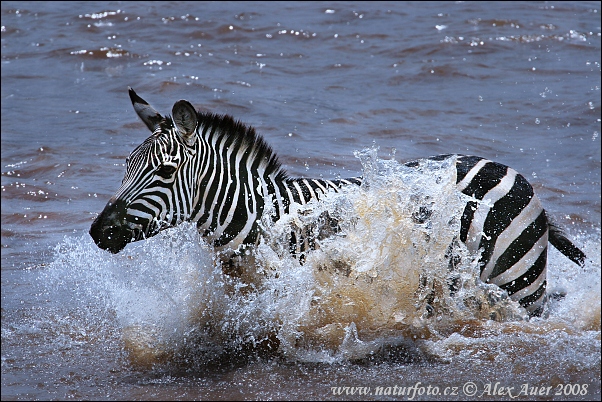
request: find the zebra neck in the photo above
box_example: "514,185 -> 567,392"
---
267,176 -> 362,221
189,116 -> 288,250
189,113 -> 363,250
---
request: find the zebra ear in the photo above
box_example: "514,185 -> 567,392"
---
172,100 -> 198,146
128,87 -> 163,133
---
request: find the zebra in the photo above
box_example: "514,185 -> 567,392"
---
90,88 -> 586,316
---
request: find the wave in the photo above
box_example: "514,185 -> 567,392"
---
41,148 -> 601,370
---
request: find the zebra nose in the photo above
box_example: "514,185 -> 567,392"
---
89,199 -> 132,253
89,218 -> 124,252
89,221 -> 132,254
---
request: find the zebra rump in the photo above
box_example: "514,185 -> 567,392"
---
89,88 -> 586,317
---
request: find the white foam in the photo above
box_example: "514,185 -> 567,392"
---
43,148 -> 601,366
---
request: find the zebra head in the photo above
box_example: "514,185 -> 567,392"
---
90,88 -> 200,253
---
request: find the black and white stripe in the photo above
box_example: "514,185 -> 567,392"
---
90,89 -> 585,317
90,88 -> 362,256
408,154 -> 585,315
453,155 -> 550,315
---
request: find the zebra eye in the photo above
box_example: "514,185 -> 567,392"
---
156,164 -> 177,178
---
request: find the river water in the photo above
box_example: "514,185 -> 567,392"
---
1,1 -> 600,400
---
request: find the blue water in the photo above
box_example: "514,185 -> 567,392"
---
2,1 -> 600,400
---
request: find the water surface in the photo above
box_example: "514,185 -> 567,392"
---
2,1 -> 600,400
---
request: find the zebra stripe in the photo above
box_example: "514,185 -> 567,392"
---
451,155 -> 549,314
90,89 -> 586,318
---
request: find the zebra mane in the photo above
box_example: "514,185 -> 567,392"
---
188,111 -> 289,182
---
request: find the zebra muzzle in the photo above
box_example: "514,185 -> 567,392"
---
89,199 -> 136,254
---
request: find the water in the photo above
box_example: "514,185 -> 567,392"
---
2,1 -> 600,400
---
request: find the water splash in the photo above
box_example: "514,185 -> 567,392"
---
40,149 -> 600,370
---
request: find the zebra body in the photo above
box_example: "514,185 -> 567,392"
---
90,88 -> 585,316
